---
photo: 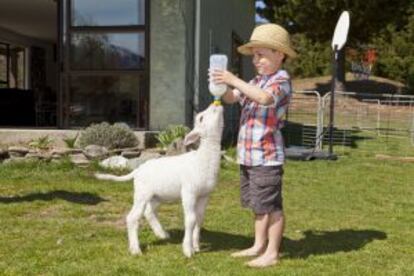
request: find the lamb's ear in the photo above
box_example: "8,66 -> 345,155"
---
183,129 -> 201,146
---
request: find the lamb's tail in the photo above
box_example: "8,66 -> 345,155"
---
95,171 -> 136,182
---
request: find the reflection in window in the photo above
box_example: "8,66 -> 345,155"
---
71,33 -> 145,70
66,0 -> 147,128
0,43 -> 26,89
69,75 -> 140,127
72,0 -> 145,26
0,44 -> 7,87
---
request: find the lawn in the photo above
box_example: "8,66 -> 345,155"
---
0,133 -> 413,275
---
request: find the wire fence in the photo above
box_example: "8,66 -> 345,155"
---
285,90 -> 414,157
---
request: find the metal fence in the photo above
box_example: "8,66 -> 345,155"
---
285,90 -> 414,157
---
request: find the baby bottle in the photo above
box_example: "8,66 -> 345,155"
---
209,54 -> 228,98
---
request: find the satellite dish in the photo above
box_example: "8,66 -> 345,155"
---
331,11 -> 350,50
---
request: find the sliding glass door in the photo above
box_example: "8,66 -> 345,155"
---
59,0 -> 148,129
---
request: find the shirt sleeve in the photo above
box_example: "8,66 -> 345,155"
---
264,77 -> 292,107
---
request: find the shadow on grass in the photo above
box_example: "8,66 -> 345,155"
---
150,228 -> 386,258
0,190 -> 107,205
284,122 -> 374,150
282,229 -> 387,259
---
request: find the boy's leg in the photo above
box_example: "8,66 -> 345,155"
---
231,213 -> 268,257
247,210 -> 284,267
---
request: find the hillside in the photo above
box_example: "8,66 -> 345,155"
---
292,73 -> 407,94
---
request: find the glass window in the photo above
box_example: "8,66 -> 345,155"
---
72,0 -> 145,26
0,43 -> 7,86
16,48 -> 25,88
0,43 -> 26,89
9,46 -> 25,89
71,33 -> 145,70
69,75 -> 141,127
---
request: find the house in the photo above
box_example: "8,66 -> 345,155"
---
0,0 -> 255,144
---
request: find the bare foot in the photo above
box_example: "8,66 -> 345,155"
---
231,246 -> 264,258
246,253 -> 279,268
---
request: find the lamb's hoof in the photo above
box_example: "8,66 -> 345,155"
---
183,246 -> 194,258
129,247 -> 142,256
193,244 -> 200,252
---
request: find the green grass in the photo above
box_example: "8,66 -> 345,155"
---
0,135 -> 413,275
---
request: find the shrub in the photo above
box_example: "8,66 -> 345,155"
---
156,125 -> 190,150
29,135 -> 54,151
62,133 -> 79,149
371,21 -> 414,94
78,122 -> 138,149
285,33 -> 331,78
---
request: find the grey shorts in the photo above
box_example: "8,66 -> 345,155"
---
240,165 -> 284,215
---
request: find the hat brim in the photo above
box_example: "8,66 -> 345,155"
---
238,41 -> 297,59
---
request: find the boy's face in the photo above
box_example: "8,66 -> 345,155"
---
251,47 -> 285,75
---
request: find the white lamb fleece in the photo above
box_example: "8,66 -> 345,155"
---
95,103 -> 224,257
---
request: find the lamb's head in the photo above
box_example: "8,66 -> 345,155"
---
184,104 -> 224,146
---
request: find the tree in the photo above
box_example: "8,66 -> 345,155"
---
257,0 -> 414,92
258,0 -> 411,44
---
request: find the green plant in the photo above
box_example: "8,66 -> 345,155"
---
78,122 -> 138,149
29,135 -> 54,151
62,133 -> 79,149
1,132 -> 414,275
156,125 -> 190,150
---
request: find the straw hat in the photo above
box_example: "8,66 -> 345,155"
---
238,23 -> 297,58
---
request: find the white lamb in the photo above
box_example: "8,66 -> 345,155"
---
95,104 -> 224,257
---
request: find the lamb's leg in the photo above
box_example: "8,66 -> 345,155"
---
144,200 -> 169,239
126,199 -> 147,255
193,196 -> 209,252
182,192 -> 197,258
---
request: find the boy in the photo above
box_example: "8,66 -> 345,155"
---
210,23 -> 296,268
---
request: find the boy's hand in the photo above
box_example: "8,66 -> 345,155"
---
209,69 -> 239,87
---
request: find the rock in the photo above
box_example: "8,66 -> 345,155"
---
0,149 -> 9,159
25,153 -> 43,160
26,152 -> 52,161
145,147 -> 166,155
100,156 -> 129,169
127,158 -> 145,170
127,152 -> 162,170
121,151 -> 141,158
83,145 -> 109,160
8,146 -> 29,158
8,146 -> 29,153
70,153 -> 90,167
8,152 -> 25,158
109,146 -> 141,156
3,157 -> 27,164
52,154 -> 62,160
51,148 -> 83,156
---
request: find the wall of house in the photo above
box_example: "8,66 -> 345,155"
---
198,0 -> 256,143
149,0 -> 194,130
0,27 -> 57,92
149,0 -> 255,135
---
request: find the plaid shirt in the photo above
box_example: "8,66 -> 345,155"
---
236,70 -> 292,166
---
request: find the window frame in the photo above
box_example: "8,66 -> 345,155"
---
60,0 -> 149,129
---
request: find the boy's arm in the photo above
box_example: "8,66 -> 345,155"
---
221,88 -> 239,104
211,69 -> 274,106
231,78 -> 274,106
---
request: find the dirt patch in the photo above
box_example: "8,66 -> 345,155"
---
88,213 -> 126,230
293,73 -> 407,94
